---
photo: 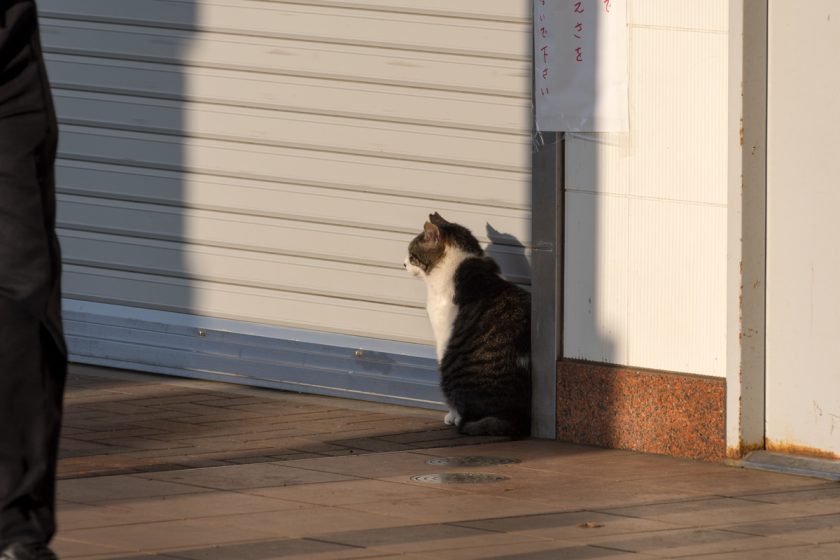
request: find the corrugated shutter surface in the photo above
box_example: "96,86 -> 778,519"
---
41,0 -> 532,346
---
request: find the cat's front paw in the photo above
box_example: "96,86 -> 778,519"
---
444,410 -> 461,426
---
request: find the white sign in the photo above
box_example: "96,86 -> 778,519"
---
534,0 -> 629,132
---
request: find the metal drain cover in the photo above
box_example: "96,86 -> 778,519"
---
426,456 -> 520,467
411,473 -> 510,484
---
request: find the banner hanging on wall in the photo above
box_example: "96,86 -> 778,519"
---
534,0 -> 629,132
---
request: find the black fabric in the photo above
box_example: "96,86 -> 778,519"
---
0,0 -> 66,549
1,541 -> 58,560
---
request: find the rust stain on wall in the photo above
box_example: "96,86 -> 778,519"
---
765,439 -> 840,461
726,440 -> 763,460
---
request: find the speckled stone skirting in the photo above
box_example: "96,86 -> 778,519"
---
556,360 -> 726,462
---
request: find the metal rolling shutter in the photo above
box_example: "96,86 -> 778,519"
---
40,0 -> 532,407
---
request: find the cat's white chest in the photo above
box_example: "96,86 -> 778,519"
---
426,287 -> 457,362
415,247 -> 470,363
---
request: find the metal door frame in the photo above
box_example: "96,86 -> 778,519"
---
725,0 -> 768,460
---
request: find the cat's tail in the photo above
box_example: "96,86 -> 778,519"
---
458,417 -> 529,438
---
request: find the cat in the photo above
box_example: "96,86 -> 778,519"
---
404,212 -> 531,438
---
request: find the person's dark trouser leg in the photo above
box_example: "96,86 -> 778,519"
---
0,303 -> 65,549
0,0 -> 66,552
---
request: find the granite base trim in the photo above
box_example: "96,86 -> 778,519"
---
556,360 -> 726,462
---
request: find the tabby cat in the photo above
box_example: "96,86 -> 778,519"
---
404,213 -> 531,437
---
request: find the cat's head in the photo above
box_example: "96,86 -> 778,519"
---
404,212 -> 483,278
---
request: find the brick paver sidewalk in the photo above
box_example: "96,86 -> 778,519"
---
55,365 -> 840,559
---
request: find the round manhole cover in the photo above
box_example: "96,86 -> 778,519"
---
426,456 -> 520,467
411,473 -> 510,484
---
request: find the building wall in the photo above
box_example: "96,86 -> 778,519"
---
563,1 -> 729,377
557,1 -> 731,461
765,0 -> 840,458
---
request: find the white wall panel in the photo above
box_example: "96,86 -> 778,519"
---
56,195 -> 427,272
41,0 -> 530,60
563,3 -> 729,376
563,191 -> 629,365
59,230 -> 425,307
629,27 -> 728,206
42,20 -> 527,97
205,1 -> 531,23
627,200 -> 726,376
46,54 -> 530,134
565,134 -> 630,196
58,127 -> 530,209
629,0 -> 728,31
55,162 -> 531,246
63,266 -> 431,345
766,0 -> 840,455
53,91 -> 529,172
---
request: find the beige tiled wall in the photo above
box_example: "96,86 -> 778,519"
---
564,1 -> 729,376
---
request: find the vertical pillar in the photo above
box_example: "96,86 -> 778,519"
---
726,0 -> 767,459
531,131 -> 561,439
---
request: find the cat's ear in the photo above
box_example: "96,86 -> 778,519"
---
423,221 -> 441,243
429,212 -> 448,227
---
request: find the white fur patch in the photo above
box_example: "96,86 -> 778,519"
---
418,247 -> 472,362
404,257 -> 423,278
444,409 -> 461,426
405,244 -> 472,430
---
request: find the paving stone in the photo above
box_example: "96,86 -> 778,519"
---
583,527 -> 804,558
155,538 -> 369,560
276,451 -> 435,479
457,510 -> 678,540
316,522 -> 536,553
58,518 -> 277,553
203,506 -> 412,539
139,462 -> 360,490
54,366 -> 840,560
675,542 -> 840,560
401,542 -> 659,559
244,478 -> 450,506
346,493 -> 561,524
599,496 -> 819,527
734,484 -> 840,516
58,474 -> 211,503
727,513 -> 840,545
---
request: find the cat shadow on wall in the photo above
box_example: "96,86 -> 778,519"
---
485,223 -> 531,287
